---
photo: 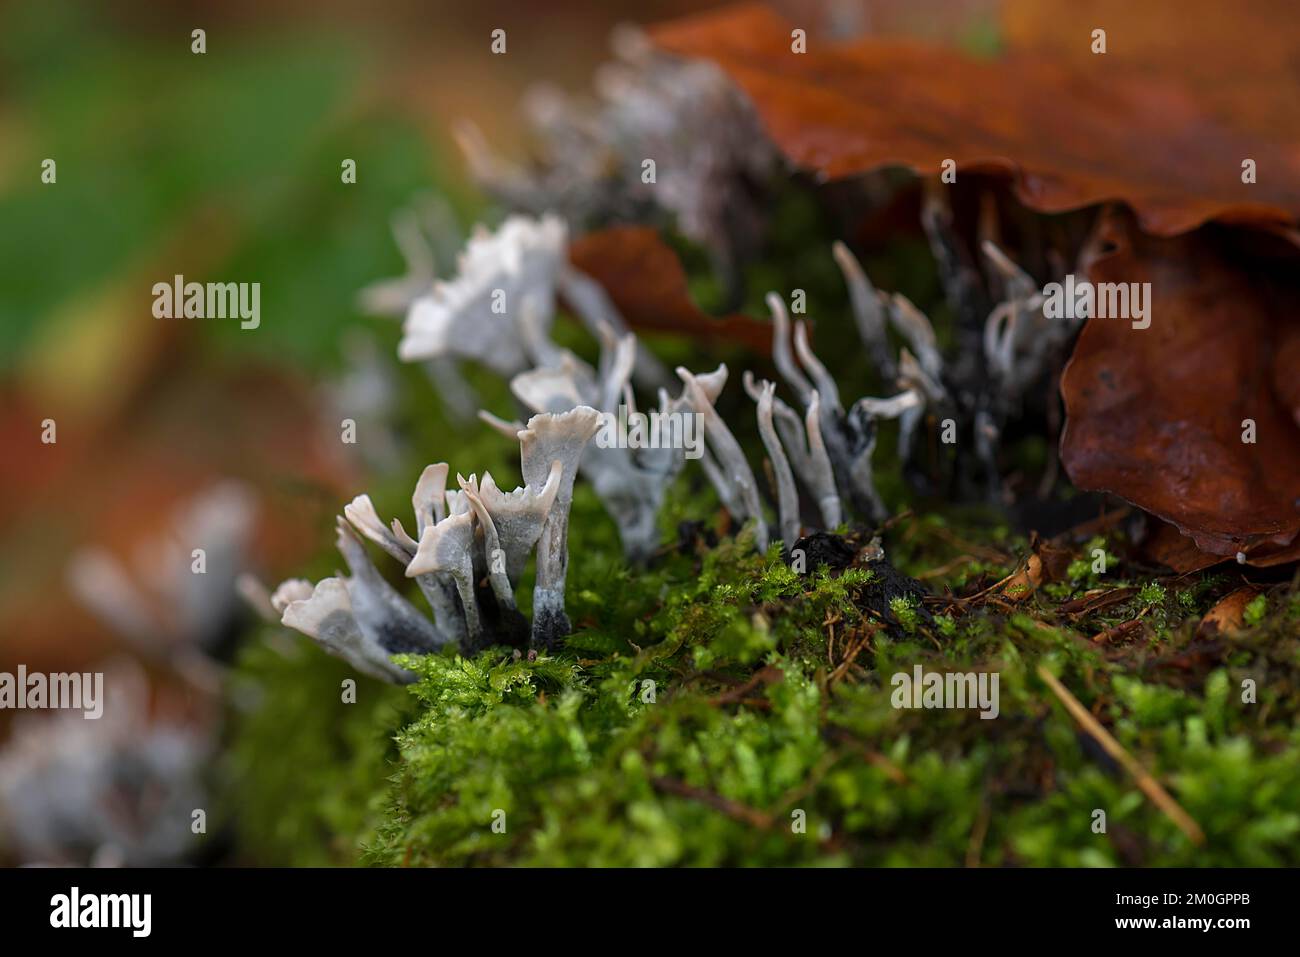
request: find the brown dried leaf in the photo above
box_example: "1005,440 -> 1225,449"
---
1059,207 -> 1300,563
653,3 -> 1300,236
1004,0 -> 1300,144
1143,520 -> 1225,574
1196,586 -> 1262,637
568,226 -> 772,353
1000,534 -> 1072,601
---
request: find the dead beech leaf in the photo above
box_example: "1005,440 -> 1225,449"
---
1143,520 -> 1225,574
1275,319 -> 1300,428
652,3 -> 1300,236
568,226 -> 771,353
1004,0 -> 1300,144
1196,586 -> 1262,637
1000,534 -> 1071,601
1234,537 -> 1300,568
1060,206 -> 1300,563
1145,517 -> 1300,572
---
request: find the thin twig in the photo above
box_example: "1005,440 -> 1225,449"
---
952,562 -> 1027,607
1036,665 -> 1205,845
827,630 -> 874,686
824,726 -> 908,784
650,776 -> 773,829
709,665 -> 784,707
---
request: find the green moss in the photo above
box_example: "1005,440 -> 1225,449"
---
890,595 -> 920,635
223,630 -> 412,865
218,173 -> 1300,866
1136,582 -> 1166,607
1244,594 -> 1268,627
227,502 -> 1300,866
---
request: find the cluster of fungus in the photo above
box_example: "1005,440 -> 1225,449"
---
274,407 -> 599,679
276,20 -> 1085,681
281,181 -> 1068,683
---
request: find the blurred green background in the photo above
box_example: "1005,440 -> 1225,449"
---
0,0 -> 734,672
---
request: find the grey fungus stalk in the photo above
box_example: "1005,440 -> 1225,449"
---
413,462 -> 450,530
0,662 -> 212,867
887,294 -> 946,391
831,240 -> 895,383
406,509 -> 483,650
741,371 -> 841,532
519,406 -> 601,650
766,292 -> 814,403
277,576 -> 406,683
763,262 -> 914,525
979,238 -> 1070,399
844,186 -> 1071,503
500,307 -> 683,564
825,242 -> 946,517
802,393 -> 843,529
556,263 -> 669,389
755,380 -> 800,551
345,473 -> 465,645
274,518 -> 443,686
451,222 -> 934,562
276,411 -> 592,679
356,195 -> 458,319
474,462 -> 563,589
333,167 -> 1073,677
357,198 -> 479,423
677,364 -> 769,554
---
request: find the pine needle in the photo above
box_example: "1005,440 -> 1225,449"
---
1036,664 -> 1206,846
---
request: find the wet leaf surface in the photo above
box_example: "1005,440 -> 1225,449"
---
1060,207 -> 1300,562
568,225 -> 772,353
653,3 -> 1300,236
1196,585 -> 1262,637
1004,0 -> 1300,144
